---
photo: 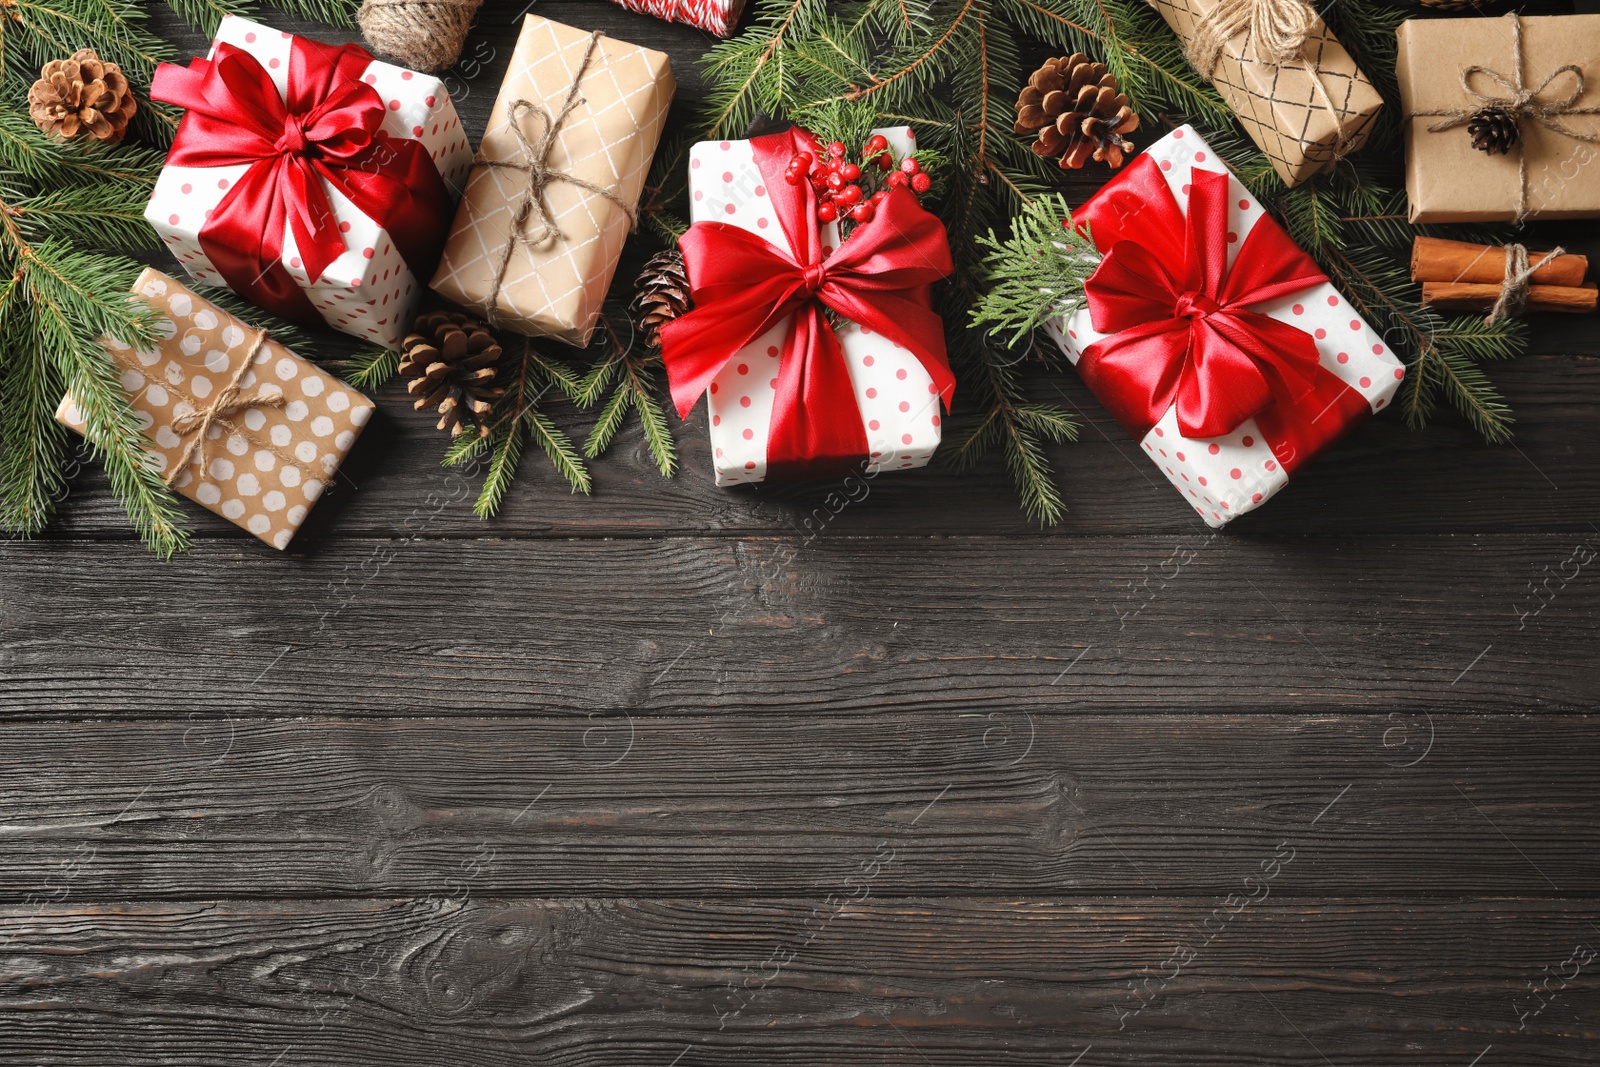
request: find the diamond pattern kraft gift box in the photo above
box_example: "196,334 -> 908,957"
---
430,16 -> 675,347
1146,0 -> 1382,186
56,270 -> 376,550
608,0 -> 747,37
148,16 -> 473,350
1399,13 -> 1600,223
659,127 -> 955,487
1044,125 -> 1405,527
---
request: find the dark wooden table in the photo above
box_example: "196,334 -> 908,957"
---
4,2 -> 1599,1063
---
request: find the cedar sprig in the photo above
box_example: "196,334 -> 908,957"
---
969,193 -> 1098,346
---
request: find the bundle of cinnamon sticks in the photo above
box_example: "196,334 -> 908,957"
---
1411,237 -> 1598,315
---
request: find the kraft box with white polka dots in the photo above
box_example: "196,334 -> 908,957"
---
1044,125 -> 1405,528
688,128 -> 945,487
146,16 -> 474,351
55,269 -> 376,550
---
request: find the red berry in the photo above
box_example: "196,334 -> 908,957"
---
785,170 -> 802,185
840,162 -> 861,182
849,202 -> 875,223
817,201 -> 838,222
827,141 -> 845,157
901,156 -> 920,174
911,172 -> 931,194
887,171 -> 910,189
825,172 -> 845,192
876,152 -> 893,171
795,151 -> 813,168
865,134 -> 889,155
871,189 -> 888,203
839,183 -> 863,205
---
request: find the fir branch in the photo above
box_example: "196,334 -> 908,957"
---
342,344 -> 401,391
970,192 -> 1096,345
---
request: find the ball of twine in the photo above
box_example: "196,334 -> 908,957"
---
357,0 -> 485,74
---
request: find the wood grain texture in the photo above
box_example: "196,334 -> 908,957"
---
0,714 -> 1591,898
1,897 -> 1595,1065
4,534 -> 1596,712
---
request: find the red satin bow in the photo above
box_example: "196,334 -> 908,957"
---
152,36 -> 451,323
659,128 -> 954,480
1075,158 -> 1328,440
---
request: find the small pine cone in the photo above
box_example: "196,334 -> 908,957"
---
399,310 -> 505,437
28,49 -> 137,144
1467,106 -> 1519,156
1016,54 -> 1139,170
630,248 -> 692,349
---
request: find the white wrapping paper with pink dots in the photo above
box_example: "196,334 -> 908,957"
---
689,127 -> 944,486
1044,124 -> 1405,527
56,269 -> 375,550
146,16 -> 473,350
607,0 -> 747,36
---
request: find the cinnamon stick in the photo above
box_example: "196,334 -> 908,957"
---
1411,236 -> 1588,288
1420,281 -> 1599,314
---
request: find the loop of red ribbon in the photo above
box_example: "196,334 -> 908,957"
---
1075,156 -> 1332,442
659,128 -> 955,481
152,37 -> 453,325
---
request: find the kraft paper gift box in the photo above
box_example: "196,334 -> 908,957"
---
430,15 -> 676,346
147,16 -> 473,351
608,0 -> 747,37
1045,125 -> 1405,527
671,127 -> 951,487
1398,14 -> 1600,223
1147,0 -> 1382,186
56,270 -> 375,550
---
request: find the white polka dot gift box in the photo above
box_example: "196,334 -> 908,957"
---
431,16 -> 675,347
1044,124 -> 1405,527
55,269 -> 376,551
659,127 -> 955,487
146,16 -> 473,351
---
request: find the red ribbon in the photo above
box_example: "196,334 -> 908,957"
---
1074,158 -> 1337,445
659,128 -> 954,481
151,37 -> 452,325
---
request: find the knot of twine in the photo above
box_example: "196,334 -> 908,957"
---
357,0 -> 485,75
1162,0 -> 1363,162
163,329 -> 301,486
1407,14 -> 1600,225
478,30 -> 638,329
1486,242 -> 1569,325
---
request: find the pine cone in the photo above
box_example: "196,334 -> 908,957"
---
399,310 -> 504,437
1467,106 -> 1519,156
28,49 -> 137,144
1015,54 -> 1140,170
630,248 -> 692,349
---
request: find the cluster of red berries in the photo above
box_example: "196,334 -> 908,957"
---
784,134 -> 932,225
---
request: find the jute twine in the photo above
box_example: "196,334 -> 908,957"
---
477,30 -> 638,329
1163,0 -> 1363,161
357,0 -> 484,74
163,329 -> 302,486
1406,14 -> 1600,225
1485,242 -> 1569,325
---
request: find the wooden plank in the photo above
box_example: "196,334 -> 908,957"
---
4,535 -> 1596,713
0,897 -> 1594,1064
0,714 -> 1594,897
41,352 -> 1600,539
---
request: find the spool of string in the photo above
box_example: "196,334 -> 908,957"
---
357,0 -> 485,74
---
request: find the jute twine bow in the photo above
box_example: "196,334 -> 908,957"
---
1407,14 -> 1600,225
1485,242 -> 1570,325
163,329 -> 301,486
478,30 -> 638,328
1166,0 -> 1362,161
